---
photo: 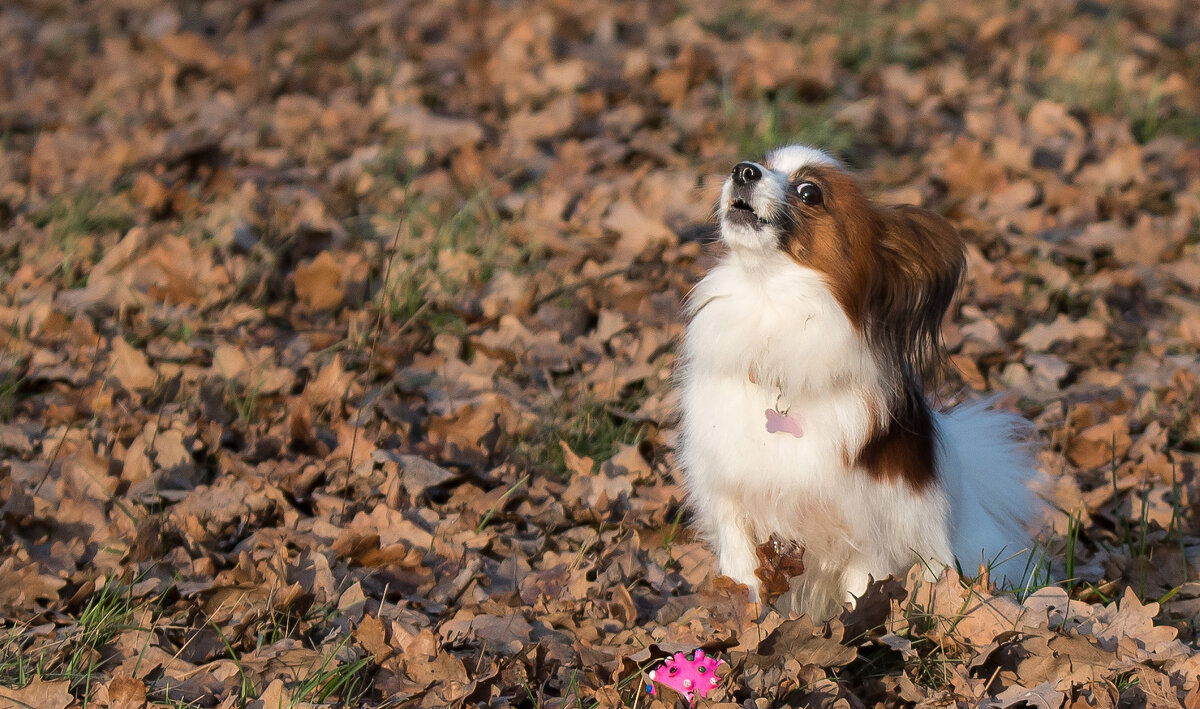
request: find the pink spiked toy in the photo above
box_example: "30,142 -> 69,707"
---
645,649 -> 725,704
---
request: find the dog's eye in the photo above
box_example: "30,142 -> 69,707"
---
796,182 -> 823,206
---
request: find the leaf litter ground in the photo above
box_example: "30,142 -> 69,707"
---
1,1 -> 1200,707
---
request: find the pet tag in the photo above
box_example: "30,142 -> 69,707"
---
765,408 -> 803,438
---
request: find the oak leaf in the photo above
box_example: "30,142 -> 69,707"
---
0,678 -> 73,709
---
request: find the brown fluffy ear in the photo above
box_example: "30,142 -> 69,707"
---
869,205 -> 965,382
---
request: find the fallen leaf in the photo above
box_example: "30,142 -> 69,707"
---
1018,315 -> 1106,351
754,535 -> 806,605
109,338 -> 156,391
981,681 -> 1065,709
1068,415 -> 1132,469
294,251 -> 345,310
0,677 -> 74,709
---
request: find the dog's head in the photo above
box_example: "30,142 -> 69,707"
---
718,144 -> 966,381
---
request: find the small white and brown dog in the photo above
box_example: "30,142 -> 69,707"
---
678,145 -> 1043,617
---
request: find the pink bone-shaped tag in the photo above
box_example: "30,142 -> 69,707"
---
764,408 -> 803,438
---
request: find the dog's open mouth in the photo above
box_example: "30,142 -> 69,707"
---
726,197 -> 770,227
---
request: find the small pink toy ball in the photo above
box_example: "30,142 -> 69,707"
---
645,649 -> 725,704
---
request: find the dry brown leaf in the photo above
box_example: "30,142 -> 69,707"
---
130,173 -> 168,212
1090,587 -> 1179,655
0,558 -> 67,612
754,535 -> 806,604
294,251 -> 345,310
303,355 -> 355,408
250,678 -> 292,709
374,451 -> 459,498
60,449 -> 118,502
600,444 -> 652,482
0,677 -> 74,709
212,344 -> 249,379
601,200 -> 675,261
750,615 -> 857,670
1018,315 -> 1106,351
356,614 -> 393,662
982,681 -> 1065,709
385,105 -> 484,162
1068,415 -> 1132,470
109,338 -> 156,391
559,441 -> 594,478
1166,253 -> 1200,291
103,676 -> 148,709
442,610 -> 534,655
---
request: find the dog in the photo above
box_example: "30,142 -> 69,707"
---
678,145 -> 1044,617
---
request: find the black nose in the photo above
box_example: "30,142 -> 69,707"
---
731,162 -> 761,186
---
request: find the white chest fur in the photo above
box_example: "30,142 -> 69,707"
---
677,251 -> 952,613
679,251 -> 878,493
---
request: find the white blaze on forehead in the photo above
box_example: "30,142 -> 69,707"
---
764,145 -> 840,176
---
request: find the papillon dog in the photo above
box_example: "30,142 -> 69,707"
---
678,145 -> 1044,617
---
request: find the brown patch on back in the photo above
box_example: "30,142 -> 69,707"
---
856,385 -> 937,489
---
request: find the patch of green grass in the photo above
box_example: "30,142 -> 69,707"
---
357,151 -> 546,349
1168,463 -> 1188,570
1064,508 -> 1083,593
47,237 -> 92,288
168,322 -> 194,344
64,579 -> 143,695
1036,66 -> 1200,143
520,387 -> 652,476
1014,446 -> 1188,606
383,244 -> 436,329
661,506 -> 686,564
698,7 -> 772,39
721,89 -> 858,163
213,621 -> 257,702
208,616 -> 371,706
28,191 -> 135,288
1130,105 -> 1200,144
346,56 -> 393,92
0,577 -> 155,698
293,636 -> 372,705
223,377 -> 265,429
1113,670 -> 1140,692
255,604 -> 305,649
1029,12 -> 1200,144
557,396 -> 647,462
906,641 -> 967,692
0,368 -> 23,423
0,624 -> 36,688
831,2 -> 924,72
578,657 -> 662,709
370,174 -> 514,339
30,191 -> 134,236
895,589 -> 973,691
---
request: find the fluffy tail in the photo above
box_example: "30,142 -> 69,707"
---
935,400 -> 1048,589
